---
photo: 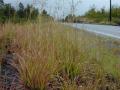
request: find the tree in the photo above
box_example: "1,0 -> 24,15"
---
17,2 -> 25,18
24,4 -> 39,20
0,0 -> 5,23
0,0 -> 4,15
19,2 -> 24,10
101,7 -> 105,14
24,4 -> 31,19
41,9 -> 48,16
31,8 -> 39,19
0,0 -> 4,8
65,14 -> 76,22
4,4 -> 15,19
0,3 -> 16,23
0,1 -> 39,23
85,6 -> 96,18
0,0 -> 4,14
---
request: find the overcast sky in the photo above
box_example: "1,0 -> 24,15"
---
4,0 -> 120,17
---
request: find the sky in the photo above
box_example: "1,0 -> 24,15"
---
4,0 -> 120,18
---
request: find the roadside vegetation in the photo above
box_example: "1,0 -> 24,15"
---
0,17 -> 120,90
0,0 -> 39,23
64,6 -> 120,25
0,0 -> 120,90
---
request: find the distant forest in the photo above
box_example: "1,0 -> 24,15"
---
0,0 -> 39,23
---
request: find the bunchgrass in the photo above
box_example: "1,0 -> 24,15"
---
0,19 -> 120,89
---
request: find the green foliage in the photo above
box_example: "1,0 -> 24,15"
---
84,6 -> 120,25
0,0 -> 4,7
17,2 -> 25,18
4,4 -> 16,20
41,9 -> 48,16
65,14 -> 76,22
0,2 -> 39,23
64,6 -> 120,25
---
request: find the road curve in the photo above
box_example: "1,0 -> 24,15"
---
68,23 -> 120,39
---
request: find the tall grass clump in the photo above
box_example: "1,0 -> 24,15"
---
11,21 -> 82,89
1,19 -> 120,90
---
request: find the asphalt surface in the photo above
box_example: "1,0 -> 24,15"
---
69,23 -> 120,39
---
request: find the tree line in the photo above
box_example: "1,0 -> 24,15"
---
64,6 -> 120,25
87,6 -> 120,19
0,0 -> 39,23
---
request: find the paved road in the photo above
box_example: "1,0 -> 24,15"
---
68,23 -> 120,39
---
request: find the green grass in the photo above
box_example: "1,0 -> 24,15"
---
0,19 -> 120,90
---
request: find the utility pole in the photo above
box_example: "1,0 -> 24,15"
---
110,0 -> 112,22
